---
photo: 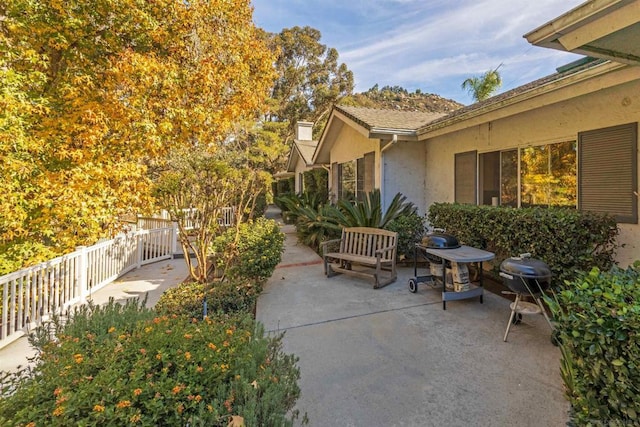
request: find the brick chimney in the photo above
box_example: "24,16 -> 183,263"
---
295,121 -> 314,141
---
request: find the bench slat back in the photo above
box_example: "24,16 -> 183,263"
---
339,227 -> 397,260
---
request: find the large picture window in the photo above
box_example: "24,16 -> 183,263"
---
477,141 -> 576,208
521,141 -> 576,207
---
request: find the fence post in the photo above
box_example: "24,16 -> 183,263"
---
136,231 -> 143,269
76,246 -> 88,300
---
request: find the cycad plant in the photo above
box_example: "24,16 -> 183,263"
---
337,189 -> 416,228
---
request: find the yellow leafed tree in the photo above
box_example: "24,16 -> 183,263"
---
0,0 -> 276,274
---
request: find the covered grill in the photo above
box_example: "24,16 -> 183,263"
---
499,254 -> 554,342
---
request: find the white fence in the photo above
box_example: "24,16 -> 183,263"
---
137,207 -> 235,232
0,228 -> 174,349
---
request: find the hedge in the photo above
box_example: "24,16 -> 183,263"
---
427,203 -> 618,286
546,265 -> 640,425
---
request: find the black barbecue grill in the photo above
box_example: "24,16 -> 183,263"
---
499,253 -> 554,342
408,230 -> 459,293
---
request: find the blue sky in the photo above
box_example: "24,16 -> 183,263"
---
252,0 -> 586,105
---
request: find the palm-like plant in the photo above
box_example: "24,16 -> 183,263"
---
337,189 -> 416,228
461,67 -> 502,102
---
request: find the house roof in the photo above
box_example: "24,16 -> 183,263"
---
524,0 -> 640,66
337,106 -> 446,133
312,105 -> 448,164
285,139 -> 319,172
416,57 -> 627,137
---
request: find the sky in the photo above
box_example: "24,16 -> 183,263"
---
251,0 -> 586,105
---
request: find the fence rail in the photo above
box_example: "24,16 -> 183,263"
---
0,228 -> 174,349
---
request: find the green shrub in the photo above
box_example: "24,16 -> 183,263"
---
213,217 -> 284,283
385,211 -> 425,262
546,265 -> 640,425
0,299 -> 303,426
155,281 -> 207,318
156,279 -> 262,319
427,203 -> 618,286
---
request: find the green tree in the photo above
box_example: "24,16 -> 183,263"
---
243,26 -> 354,175
461,67 -> 502,102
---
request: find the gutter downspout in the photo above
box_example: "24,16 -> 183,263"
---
380,134 -> 398,212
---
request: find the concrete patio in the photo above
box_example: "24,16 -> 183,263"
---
257,222 -> 568,426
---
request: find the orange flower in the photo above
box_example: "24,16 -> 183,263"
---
133,388 -> 143,396
156,353 -> 162,360
222,341 -> 229,347
183,333 -> 193,339
196,366 -> 204,372
52,406 -> 64,416
73,354 -> 84,364
195,395 -> 202,402
172,384 -> 184,395
184,352 -> 191,360
53,387 -> 63,396
139,348 -> 147,355
226,328 -> 234,336
177,403 -> 184,414
25,422 -> 36,427
130,413 -> 141,423
116,400 -> 131,409
108,326 -> 116,333
93,404 -> 105,412
208,342 -> 217,350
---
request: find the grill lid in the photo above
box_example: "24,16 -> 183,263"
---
422,229 -> 460,249
500,253 -> 551,279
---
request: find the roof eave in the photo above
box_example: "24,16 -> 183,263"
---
417,60 -> 625,137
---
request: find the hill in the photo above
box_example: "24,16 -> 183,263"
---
340,85 -> 464,114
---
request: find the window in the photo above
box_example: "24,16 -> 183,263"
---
521,141 -> 576,207
336,152 -> 376,202
455,151 -> 477,204
579,123 -> 637,223
477,142 -> 575,208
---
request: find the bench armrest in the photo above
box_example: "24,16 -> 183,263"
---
321,238 -> 342,254
375,244 -> 397,258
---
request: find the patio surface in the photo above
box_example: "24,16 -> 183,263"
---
257,210 -> 568,426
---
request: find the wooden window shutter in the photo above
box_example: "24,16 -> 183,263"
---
332,162 -> 339,202
364,151 -> 375,193
579,123 -> 637,223
455,151 -> 477,204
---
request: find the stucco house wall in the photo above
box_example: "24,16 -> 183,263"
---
383,141 -> 427,216
327,123 -> 381,197
423,75 -> 640,267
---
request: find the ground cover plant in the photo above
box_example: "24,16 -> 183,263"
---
0,299 -> 303,426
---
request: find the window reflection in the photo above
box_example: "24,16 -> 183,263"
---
500,150 -> 518,207
521,141 -> 576,207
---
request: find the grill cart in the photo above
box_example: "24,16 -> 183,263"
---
408,230 -> 495,310
499,253 -> 555,342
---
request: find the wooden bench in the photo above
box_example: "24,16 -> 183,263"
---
321,227 -> 398,289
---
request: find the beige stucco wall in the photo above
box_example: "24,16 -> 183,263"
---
292,157 -> 307,193
423,78 -> 640,267
328,124 -> 380,197
383,141 -> 427,216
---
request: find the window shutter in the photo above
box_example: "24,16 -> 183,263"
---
357,157 -> 365,201
455,151 -> 477,204
332,162 -> 339,203
579,123 -> 637,223
364,151 -> 375,193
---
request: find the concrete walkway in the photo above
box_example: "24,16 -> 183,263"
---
257,214 -> 568,426
0,259 -> 189,373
